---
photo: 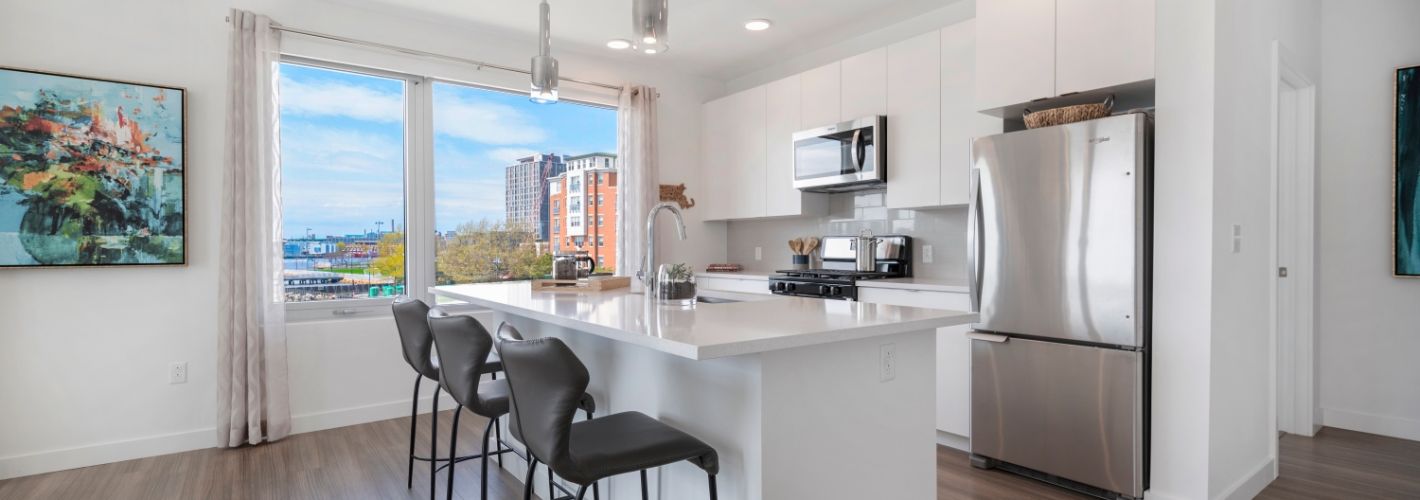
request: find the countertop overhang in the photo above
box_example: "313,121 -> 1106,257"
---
431,282 -> 977,360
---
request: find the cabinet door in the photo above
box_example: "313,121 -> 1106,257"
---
975,0 -> 1056,111
1055,0 -> 1155,95
856,287 -> 974,442
727,86 -> 767,219
800,61 -> 841,129
766,75 -> 816,217
841,48 -> 888,121
942,20 -> 1003,206
885,31 -> 941,209
699,95 -> 733,220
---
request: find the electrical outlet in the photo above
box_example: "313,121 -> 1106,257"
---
879,343 -> 896,382
922,245 -> 934,264
754,246 -> 762,261
169,362 -> 188,384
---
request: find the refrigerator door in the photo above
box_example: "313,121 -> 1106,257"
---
970,114 -> 1148,347
971,336 -> 1143,498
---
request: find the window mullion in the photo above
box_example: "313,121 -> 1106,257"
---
407,76 -> 437,303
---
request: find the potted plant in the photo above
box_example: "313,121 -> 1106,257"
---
656,262 -> 697,305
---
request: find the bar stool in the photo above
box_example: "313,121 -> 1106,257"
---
496,333 -> 721,500
392,297 -> 503,496
495,323 -> 598,500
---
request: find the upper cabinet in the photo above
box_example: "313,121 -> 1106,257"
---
701,78 -> 826,221
765,75 -> 828,218
941,20 -> 1002,206
976,0 -> 1155,112
800,62 -> 841,129
885,31 -> 942,209
974,0 -> 1056,112
841,48 -> 888,121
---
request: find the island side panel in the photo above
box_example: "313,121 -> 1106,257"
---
760,329 -> 937,500
493,312 -> 765,500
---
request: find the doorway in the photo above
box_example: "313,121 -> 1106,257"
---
1269,40 -> 1319,452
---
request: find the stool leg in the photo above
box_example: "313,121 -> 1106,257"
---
481,416 -> 494,500
640,469 -> 649,500
523,457 -> 538,500
707,474 -> 718,500
430,385 -> 439,500
408,374 -> 421,489
446,407 -> 462,500
593,479 -> 600,500
548,463 -> 555,499
494,415 -> 504,466
575,484 -> 589,500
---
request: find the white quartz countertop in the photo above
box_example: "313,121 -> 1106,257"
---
431,282 -> 976,360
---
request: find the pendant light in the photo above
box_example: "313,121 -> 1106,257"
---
632,0 -> 669,54
530,0 -> 559,103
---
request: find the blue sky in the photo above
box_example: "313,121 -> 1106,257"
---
278,63 -> 616,238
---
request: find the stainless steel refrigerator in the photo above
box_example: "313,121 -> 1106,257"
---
967,113 -> 1150,500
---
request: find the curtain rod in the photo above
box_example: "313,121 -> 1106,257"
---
228,16 -> 624,92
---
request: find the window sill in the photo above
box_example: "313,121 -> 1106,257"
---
283,297 -> 489,323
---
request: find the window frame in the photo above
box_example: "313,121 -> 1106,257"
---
276,53 -> 618,322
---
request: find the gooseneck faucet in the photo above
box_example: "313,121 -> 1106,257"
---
638,202 -> 688,293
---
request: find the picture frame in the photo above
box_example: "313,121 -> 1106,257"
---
0,66 -> 187,268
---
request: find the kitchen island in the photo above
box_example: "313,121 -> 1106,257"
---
431,282 -> 976,500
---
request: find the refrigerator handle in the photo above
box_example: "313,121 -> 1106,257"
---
966,332 -> 1009,343
967,167 -> 984,312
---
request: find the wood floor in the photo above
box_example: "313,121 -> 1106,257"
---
2,412 -> 1417,499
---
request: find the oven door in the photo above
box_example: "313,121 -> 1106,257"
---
793,116 -> 885,192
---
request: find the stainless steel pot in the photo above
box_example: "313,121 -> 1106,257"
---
854,229 -> 878,272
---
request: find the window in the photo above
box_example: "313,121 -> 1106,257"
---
598,215 -> 604,227
279,62 -> 407,303
597,235 -> 604,247
597,194 -> 604,206
433,82 -> 617,287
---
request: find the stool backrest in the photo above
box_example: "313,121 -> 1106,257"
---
427,308 -> 495,411
391,297 -> 438,380
497,334 -> 588,475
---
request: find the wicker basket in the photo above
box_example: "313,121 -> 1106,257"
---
1023,95 -> 1115,129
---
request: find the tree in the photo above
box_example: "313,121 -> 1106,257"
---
370,232 -> 404,281
435,220 -> 545,284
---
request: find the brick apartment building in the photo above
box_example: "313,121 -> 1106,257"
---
505,153 -> 566,241
548,153 -> 618,271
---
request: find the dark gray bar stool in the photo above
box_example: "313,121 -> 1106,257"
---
496,330 -> 720,500
496,323 -> 598,500
391,297 -> 504,498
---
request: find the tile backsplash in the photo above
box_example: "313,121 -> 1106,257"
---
725,190 -> 968,283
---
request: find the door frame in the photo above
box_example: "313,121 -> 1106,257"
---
1268,40 -> 1320,451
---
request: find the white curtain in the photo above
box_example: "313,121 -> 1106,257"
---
216,9 -> 291,447
615,85 -> 659,292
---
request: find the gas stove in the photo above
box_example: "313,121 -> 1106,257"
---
769,235 -> 911,300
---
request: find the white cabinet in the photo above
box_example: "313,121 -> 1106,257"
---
799,61 -> 841,128
694,274 -> 772,295
942,20 -> 1002,206
885,31 -> 942,209
976,0 -> 1155,111
699,87 -> 766,220
765,75 -> 827,218
856,286 -> 974,447
1055,0 -> 1155,95
840,48 -> 887,121
975,0 -> 1056,111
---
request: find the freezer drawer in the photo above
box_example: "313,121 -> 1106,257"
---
971,336 -> 1142,498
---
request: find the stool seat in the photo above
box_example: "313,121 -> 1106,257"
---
566,411 -> 719,484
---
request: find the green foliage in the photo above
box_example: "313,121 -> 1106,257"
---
664,262 -> 692,282
435,220 -> 546,284
371,232 -> 405,281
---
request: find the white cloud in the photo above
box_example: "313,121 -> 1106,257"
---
280,124 -> 402,175
434,93 -> 547,145
485,147 -> 541,164
279,76 -> 403,122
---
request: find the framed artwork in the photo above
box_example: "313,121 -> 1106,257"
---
0,66 -> 185,268
1398,65 -> 1420,277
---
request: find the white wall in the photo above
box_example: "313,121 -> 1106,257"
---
0,0 -> 722,479
1317,0 -> 1420,442
1148,1 -> 1217,498
1208,1 -> 1321,498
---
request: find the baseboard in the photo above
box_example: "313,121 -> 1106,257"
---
1321,407 -> 1420,442
0,393 -> 458,481
1213,457 -> 1276,500
936,430 -> 969,452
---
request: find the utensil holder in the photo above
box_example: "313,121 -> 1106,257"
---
791,255 -> 810,270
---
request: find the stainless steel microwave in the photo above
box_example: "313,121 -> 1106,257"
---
792,115 -> 886,192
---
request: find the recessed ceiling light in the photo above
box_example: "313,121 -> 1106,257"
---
744,19 -> 773,31
606,39 -> 632,50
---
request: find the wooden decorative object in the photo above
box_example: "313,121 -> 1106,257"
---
659,183 -> 696,209
531,275 -> 631,292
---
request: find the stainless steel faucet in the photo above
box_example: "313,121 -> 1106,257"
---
638,202 -> 688,293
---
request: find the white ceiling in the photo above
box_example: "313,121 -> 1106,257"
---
332,0 -> 957,80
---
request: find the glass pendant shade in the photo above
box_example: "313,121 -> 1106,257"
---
632,0 -> 669,53
530,0 -> 559,103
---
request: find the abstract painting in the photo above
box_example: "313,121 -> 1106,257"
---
1398,65 -> 1420,277
0,67 -> 184,267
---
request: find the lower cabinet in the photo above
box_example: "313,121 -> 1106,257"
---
694,274 -> 773,295
856,286 -> 973,449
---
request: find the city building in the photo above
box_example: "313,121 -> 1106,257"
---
504,153 -> 565,241
548,153 -> 617,270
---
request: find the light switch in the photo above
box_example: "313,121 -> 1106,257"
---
754,246 -> 762,261
922,245 -> 934,264
1232,224 -> 1243,254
